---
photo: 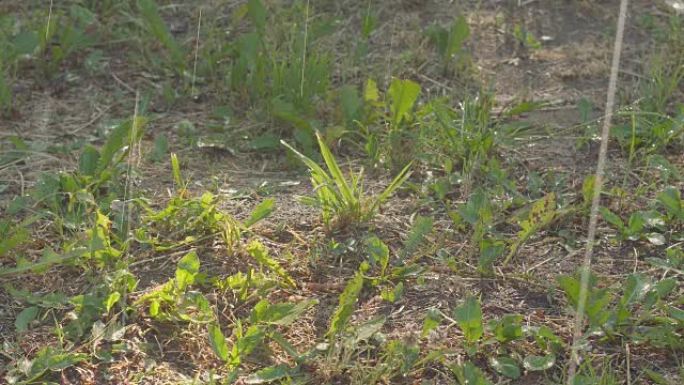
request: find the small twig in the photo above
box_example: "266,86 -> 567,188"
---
191,7 -> 203,97
67,105 -> 113,135
626,343 -> 632,385
110,71 -> 136,94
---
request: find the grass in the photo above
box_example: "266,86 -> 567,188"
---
0,1 -> 683,384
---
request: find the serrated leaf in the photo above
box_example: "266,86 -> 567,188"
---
208,324 -> 229,362
582,175 -> 596,206
15,306 -> 39,332
523,354 -> 555,371
489,356 -> 520,379
364,79 -> 379,102
327,271 -> 364,337
388,78 -> 420,127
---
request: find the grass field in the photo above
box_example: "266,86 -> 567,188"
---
1,1 -> 683,384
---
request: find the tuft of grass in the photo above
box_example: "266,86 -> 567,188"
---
282,132 -> 411,230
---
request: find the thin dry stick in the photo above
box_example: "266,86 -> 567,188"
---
46,0 -> 54,40
566,0 -> 629,383
119,91 -> 141,325
626,343 -> 632,385
300,0 -> 311,98
191,8 -> 203,97
386,16 -> 396,87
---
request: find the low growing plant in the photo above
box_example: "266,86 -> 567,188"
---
282,132 -> 411,230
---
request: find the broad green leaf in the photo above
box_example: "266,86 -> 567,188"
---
365,236 -> 389,273
251,299 -> 317,326
453,296 -> 483,343
244,198 -> 275,228
489,356 -> 520,379
388,78 -> 420,127
245,364 -> 291,384
13,30 -> 39,55
79,145 -> 100,176
247,0 -> 267,32
478,238 -> 504,273
421,308 -> 441,338
340,85 -> 362,127
600,207 -> 624,229
105,292 -> 121,312
208,324 -> 229,361
490,314 -> 523,343
25,347 -> 88,382
150,135 -> 168,163
523,354 -> 555,371
451,361 -> 492,385
621,274 -> 652,306
380,281 -> 404,303
15,306 -> 39,332
657,187 -> 684,220
97,119 -> 130,173
175,251 -> 200,291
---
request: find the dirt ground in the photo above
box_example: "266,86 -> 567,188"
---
1,0 -> 682,384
